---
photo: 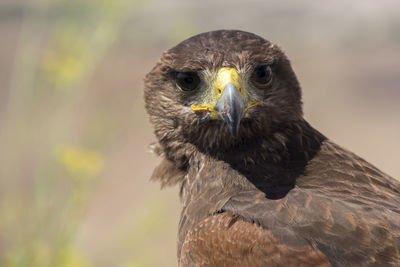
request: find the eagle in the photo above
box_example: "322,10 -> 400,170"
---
144,30 -> 400,266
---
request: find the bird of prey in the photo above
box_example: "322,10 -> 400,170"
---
144,30 -> 400,266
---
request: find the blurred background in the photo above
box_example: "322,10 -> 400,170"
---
0,0 -> 399,266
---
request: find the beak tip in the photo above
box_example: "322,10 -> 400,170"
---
230,126 -> 239,138
215,83 -> 245,138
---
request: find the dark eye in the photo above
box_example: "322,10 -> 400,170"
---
251,65 -> 273,88
175,72 -> 201,92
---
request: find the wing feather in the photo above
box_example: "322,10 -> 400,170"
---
179,212 -> 331,267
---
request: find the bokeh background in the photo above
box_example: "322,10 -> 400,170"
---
0,0 -> 399,266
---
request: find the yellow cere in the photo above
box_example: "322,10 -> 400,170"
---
190,104 -> 218,118
214,67 -> 242,96
190,67 -> 262,117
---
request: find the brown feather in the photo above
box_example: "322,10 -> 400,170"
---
180,212 -> 331,267
144,30 -> 400,266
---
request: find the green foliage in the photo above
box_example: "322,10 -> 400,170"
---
0,0 -> 138,266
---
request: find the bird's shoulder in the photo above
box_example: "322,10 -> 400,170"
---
179,211 -> 331,267
179,139 -> 400,266
298,139 -> 400,208
221,186 -> 400,266
217,139 -> 400,266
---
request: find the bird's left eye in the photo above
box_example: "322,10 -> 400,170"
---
175,72 -> 201,92
251,65 -> 273,88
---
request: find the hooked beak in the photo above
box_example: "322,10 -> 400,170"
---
190,67 -> 262,137
215,83 -> 245,137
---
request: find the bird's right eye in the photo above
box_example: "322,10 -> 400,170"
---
175,72 -> 200,92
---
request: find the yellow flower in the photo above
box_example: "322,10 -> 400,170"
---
58,246 -> 92,267
41,25 -> 90,89
42,50 -> 85,86
57,145 -> 103,178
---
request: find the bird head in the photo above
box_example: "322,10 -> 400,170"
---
144,30 -> 303,153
